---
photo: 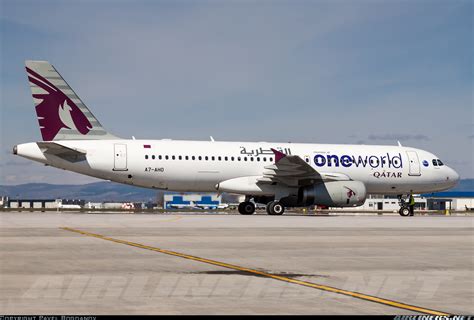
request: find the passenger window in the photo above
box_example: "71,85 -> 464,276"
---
225,156 -> 228,161
198,156 -> 202,161
172,155 -> 175,160
437,159 -> 444,166
250,157 -> 254,162
231,157 -> 235,161
192,156 -> 195,160
218,156 -> 222,161
152,155 -> 156,160
244,157 -> 247,161
185,156 -> 189,160
263,157 -> 267,162
237,157 -> 241,161
205,156 -> 208,161
270,157 -> 273,162
165,155 -> 169,160
212,156 -> 215,161
145,155 -> 148,159
432,159 -> 438,166
257,157 -> 260,162
159,155 -> 162,160
178,156 -> 182,160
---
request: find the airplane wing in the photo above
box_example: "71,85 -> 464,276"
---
37,142 -> 86,163
257,148 -> 349,187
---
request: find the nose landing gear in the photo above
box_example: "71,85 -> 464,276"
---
398,195 -> 411,216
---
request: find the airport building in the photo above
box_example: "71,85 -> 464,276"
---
334,192 -> 474,212
2,191 -> 472,212
5,198 -> 58,209
421,192 -> 474,211
2,197 -> 143,210
4,198 -> 86,209
164,194 -> 222,209
335,195 -> 427,212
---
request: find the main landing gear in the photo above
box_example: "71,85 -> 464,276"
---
266,200 -> 285,215
238,201 -> 255,215
398,195 -> 411,217
237,198 -> 286,215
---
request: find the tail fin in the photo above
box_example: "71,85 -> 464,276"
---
25,60 -> 118,141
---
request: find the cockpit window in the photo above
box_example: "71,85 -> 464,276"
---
437,159 -> 444,166
432,159 -> 438,166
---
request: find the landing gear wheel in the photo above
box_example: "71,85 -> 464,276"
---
399,206 -> 410,217
238,202 -> 255,215
266,201 -> 285,215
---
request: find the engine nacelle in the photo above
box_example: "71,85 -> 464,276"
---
298,181 -> 367,207
216,176 -> 294,196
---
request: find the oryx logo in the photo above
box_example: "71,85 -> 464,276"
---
26,67 -> 92,141
344,186 -> 356,199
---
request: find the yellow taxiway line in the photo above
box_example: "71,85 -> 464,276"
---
61,226 -> 449,316
158,215 -> 182,223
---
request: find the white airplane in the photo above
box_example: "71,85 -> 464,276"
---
194,203 -> 229,210
14,61 -> 460,216
168,203 -> 196,210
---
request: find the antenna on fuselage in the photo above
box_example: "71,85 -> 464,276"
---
210,136 -> 215,142
397,141 -> 402,147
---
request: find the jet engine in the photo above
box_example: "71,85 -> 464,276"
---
297,181 -> 367,207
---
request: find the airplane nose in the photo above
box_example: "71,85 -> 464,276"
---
451,168 -> 460,183
447,167 -> 460,186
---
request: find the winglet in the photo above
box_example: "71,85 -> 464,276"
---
271,148 -> 286,163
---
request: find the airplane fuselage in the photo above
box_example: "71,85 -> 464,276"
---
15,139 -> 459,195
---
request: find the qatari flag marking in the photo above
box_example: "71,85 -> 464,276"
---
143,144 -> 151,148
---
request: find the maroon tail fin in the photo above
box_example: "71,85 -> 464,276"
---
25,60 -> 118,141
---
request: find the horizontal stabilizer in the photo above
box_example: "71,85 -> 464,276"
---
37,142 -> 86,162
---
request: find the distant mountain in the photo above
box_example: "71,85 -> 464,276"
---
0,181 -> 239,203
1,179 -> 472,202
0,182 -> 161,202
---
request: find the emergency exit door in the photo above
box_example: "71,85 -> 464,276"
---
406,151 -> 421,176
113,144 -> 128,171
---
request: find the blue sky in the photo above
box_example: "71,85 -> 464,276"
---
1,0 -> 472,184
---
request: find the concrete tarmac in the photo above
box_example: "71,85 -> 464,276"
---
0,212 -> 472,315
